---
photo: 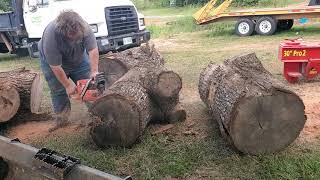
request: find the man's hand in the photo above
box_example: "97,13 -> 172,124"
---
90,71 -> 99,80
50,65 -> 76,97
65,82 -> 77,97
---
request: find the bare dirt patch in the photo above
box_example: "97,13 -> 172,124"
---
292,81 -> 320,143
5,101 -> 90,144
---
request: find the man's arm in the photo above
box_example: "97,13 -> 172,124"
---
88,47 -> 99,78
50,65 -> 76,96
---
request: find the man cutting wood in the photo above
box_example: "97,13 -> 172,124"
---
38,10 -> 99,132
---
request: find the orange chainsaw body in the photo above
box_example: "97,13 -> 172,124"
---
76,79 -> 103,102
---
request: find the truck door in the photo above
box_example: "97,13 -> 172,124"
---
23,0 -> 52,38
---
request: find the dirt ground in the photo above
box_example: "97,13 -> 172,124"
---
293,81 -> 320,143
6,101 -> 90,144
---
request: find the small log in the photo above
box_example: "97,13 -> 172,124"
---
0,68 -> 43,113
0,85 -> 20,123
198,53 -> 306,155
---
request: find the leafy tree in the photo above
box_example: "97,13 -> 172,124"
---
0,0 -> 11,12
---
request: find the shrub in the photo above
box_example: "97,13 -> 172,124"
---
0,0 -> 11,12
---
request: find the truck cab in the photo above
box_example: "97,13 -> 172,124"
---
0,0 -> 150,57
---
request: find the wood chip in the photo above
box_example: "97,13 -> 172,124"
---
151,124 -> 175,135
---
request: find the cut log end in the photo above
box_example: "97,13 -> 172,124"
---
230,91 -> 306,155
157,71 -> 182,98
30,74 -> 43,113
90,95 -> 141,147
0,86 -> 20,123
99,57 -> 128,87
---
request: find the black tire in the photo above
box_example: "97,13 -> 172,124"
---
0,157 -> 9,180
0,43 -> 9,53
277,19 -> 294,31
235,18 -> 255,37
14,48 -> 29,57
255,16 -> 277,35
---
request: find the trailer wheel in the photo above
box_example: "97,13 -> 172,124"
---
0,157 -> 9,180
235,18 -> 255,37
255,16 -> 277,35
277,19 -> 294,31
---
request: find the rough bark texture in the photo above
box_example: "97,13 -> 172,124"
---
0,68 -> 43,118
90,43 -> 185,147
89,77 -> 159,147
99,43 -> 183,119
199,53 -> 306,155
0,85 -> 20,123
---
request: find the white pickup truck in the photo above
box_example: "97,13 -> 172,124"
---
0,0 -> 150,57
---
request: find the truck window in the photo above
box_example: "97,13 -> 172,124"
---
36,0 -> 49,6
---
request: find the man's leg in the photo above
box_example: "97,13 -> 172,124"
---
39,52 -> 71,132
69,53 -> 99,126
69,52 -> 91,107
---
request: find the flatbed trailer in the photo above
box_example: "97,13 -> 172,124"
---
193,0 -> 320,36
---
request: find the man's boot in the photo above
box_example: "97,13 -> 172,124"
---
49,106 -> 71,132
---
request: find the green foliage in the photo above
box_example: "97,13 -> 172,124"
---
133,0 -> 293,9
0,0 -> 11,12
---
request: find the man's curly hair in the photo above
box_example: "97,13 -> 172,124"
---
55,10 -> 89,39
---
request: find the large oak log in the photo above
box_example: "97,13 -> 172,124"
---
198,53 -> 306,155
99,43 -> 183,120
90,44 -> 185,147
0,67 -> 43,123
89,77 -> 160,147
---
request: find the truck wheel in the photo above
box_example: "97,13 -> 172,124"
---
15,48 -> 29,57
277,19 -> 294,31
0,157 -> 9,180
235,18 -> 255,37
0,43 -> 9,53
255,16 -> 277,35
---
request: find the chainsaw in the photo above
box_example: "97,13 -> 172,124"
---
73,72 -> 106,102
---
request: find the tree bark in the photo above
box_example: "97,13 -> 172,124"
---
98,42 -> 165,87
90,44 -> 185,147
0,85 -> 20,123
99,43 -> 184,121
89,75 -> 160,147
0,68 -> 43,114
198,53 -> 306,155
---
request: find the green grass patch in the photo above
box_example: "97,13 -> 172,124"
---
147,16 -> 234,38
141,5 -> 199,16
259,151 -> 320,179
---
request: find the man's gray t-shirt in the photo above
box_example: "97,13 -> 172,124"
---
38,21 -> 97,70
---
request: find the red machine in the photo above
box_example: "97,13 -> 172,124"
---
72,72 -> 106,102
279,38 -> 320,83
